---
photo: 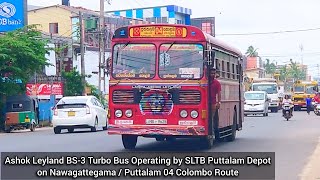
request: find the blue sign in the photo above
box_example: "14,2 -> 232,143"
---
0,0 -> 25,32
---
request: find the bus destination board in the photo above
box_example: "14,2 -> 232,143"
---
129,26 -> 187,38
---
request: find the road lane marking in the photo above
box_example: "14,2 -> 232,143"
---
299,137 -> 320,180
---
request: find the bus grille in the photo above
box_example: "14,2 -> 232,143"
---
294,97 -> 304,102
179,90 -> 201,104
112,90 -> 134,104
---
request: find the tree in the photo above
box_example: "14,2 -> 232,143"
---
264,59 -> 276,75
288,59 -> 305,80
62,68 -> 85,96
0,25 -> 50,130
245,46 -> 259,57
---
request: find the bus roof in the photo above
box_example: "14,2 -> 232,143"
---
112,24 -> 242,57
204,33 -> 242,56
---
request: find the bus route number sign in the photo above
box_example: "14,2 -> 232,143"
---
129,26 -> 187,38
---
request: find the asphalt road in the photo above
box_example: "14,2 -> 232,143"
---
1,111 -> 320,180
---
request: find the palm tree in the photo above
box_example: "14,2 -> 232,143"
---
288,59 -> 305,80
245,46 -> 259,57
264,59 -> 276,75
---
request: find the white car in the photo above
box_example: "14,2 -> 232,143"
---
244,91 -> 270,116
52,96 -> 108,134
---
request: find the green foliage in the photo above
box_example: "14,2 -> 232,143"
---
86,83 -> 107,107
246,46 -> 259,57
264,59 -> 276,75
62,68 -> 85,96
0,25 -> 50,130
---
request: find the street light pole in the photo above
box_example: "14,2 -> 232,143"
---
79,12 -> 86,95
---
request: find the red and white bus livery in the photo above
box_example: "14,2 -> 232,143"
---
108,24 -> 244,149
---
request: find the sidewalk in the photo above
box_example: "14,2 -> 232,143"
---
0,122 -> 53,133
299,137 -> 320,180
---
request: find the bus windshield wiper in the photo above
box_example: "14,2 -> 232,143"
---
115,41 -> 130,65
165,41 -> 176,53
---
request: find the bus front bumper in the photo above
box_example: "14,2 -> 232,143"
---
108,125 -> 206,136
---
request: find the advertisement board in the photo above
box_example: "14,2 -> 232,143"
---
0,0 -> 25,32
26,83 -> 64,96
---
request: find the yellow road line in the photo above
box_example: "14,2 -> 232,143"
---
299,137 -> 320,180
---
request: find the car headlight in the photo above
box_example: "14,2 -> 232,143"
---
115,110 -> 122,118
190,110 -> 198,118
125,109 -> 133,118
180,110 -> 188,118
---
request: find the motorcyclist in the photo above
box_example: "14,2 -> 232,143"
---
313,93 -> 320,104
282,94 -> 293,116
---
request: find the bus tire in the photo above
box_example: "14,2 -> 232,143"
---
226,110 -> 237,142
200,136 -> 213,149
122,135 -> 138,149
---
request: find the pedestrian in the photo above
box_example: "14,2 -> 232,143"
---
306,95 -> 312,115
210,68 -> 221,119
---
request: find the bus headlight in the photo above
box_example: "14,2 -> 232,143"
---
125,109 -> 133,118
180,110 -> 188,118
190,110 -> 198,118
115,110 -> 122,118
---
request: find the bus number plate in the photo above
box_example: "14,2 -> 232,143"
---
146,119 -> 167,125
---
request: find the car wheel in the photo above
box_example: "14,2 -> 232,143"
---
91,118 -> 98,132
68,128 -> 74,133
54,127 -> 61,134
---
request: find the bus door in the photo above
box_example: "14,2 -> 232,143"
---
206,48 -> 215,136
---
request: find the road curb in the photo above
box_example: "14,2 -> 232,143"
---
299,137 -> 320,180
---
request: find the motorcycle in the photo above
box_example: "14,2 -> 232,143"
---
313,102 -> 320,116
282,103 -> 292,121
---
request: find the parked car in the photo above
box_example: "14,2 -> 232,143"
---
52,96 -> 108,134
244,91 -> 270,116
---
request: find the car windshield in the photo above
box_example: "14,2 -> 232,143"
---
306,86 -> 315,94
252,84 -> 277,94
158,44 -> 204,79
245,93 -> 265,100
112,44 -> 156,78
294,86 -> 304,92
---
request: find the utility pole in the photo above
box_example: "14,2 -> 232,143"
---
98,0 -> 105,94
79,11 -> 86,95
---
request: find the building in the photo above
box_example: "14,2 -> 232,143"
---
106,5 -> 192,25
27,4 -> 140,93
243,56 -> 265,79
190,17 -> 215,36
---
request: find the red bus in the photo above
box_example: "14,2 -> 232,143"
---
108,24 -> 244,149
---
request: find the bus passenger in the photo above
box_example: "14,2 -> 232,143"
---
210,68 -> 222,119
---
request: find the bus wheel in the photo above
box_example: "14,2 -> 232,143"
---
122,135 -> 138,149
200,136 -> 213,149
156,137 -> 165,141
226,110 -> 237,142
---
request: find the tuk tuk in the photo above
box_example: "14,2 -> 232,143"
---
5,94 -> 39,133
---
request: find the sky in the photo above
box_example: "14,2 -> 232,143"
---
28,0 -> 320,77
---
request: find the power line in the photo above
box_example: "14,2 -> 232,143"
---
216,27 -> 320,36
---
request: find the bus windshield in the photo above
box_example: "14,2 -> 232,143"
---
112,44 -> 156,78
252,84 -> 277,94
294,86 -> 304,92
158,44 -> 204,79
306,85 -> 315,94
